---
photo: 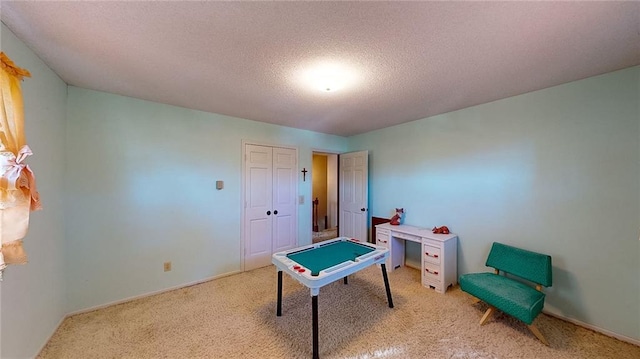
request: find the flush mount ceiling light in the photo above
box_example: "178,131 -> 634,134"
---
296,60 -> 360,93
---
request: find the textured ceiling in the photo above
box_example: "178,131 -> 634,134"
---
1,1 -> 639,136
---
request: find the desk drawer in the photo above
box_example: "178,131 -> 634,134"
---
392,231 -> 421,242
423,262 -> 442,282
376,231 -> 390,247
423,244 -> 441,265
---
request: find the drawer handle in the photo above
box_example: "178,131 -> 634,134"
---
425,252 -> 439,258
379,240 -> 387,243
425,269 -> 439,275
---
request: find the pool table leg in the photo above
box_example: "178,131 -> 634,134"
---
277,271 -> 283,316
381,264 -> 394,308
312,295 -> 319,359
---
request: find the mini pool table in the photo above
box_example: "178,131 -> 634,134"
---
272,237 -> 394,359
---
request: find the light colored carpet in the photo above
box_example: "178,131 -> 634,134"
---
39,265 -> 639,358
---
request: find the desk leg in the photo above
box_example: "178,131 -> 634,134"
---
381,264 -> 394,308
312,295 -> 319,359
277,271 -> 283,317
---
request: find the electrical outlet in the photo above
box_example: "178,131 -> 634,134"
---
164,261 -> 172,272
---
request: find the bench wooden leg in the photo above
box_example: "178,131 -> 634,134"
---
479,306 -> 495,325
528,324 -> 549,346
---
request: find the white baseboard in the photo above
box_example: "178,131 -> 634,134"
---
34,315 -> 66,359
36,271 -> 242,358
66,270 -> 242,317
38,271 -> 639,357
543,310 -> 640,346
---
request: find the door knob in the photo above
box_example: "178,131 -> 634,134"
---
274,210 -> 278,215
360,208 -> 366,212
266,210 -> 271,215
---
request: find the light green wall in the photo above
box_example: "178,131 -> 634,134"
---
65,87 -> 348,312
350,66 -> 640,339
0,23 -> 68,358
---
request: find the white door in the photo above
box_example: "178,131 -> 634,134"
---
339,151 -> 368,241
271,147 -> 297,252
245,145 -> 274,270
244,144 -> 297,271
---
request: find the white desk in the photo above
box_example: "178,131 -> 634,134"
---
375,223 -> 457,293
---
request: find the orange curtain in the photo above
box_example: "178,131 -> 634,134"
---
0,52 -> 41,277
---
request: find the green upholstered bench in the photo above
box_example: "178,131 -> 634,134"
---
459,242 -> 552,345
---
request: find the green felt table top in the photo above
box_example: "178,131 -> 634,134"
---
287,240 -> 375,276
